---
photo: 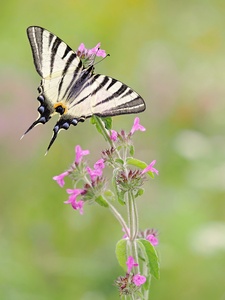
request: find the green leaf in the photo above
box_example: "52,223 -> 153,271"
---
95,195 -> 109,207
115,239 -> 127,271
102,117 -> 112,130
126,158 -> 154,178
129,145 -> 135,156
137,239 -> 160,279
104,190 -> 114,198
134,188 -> 144,198
90,116 -> 113,145
117,191 -> 126,205
115,158 -> 124,166
112,176 -> 125,205
90,116 -> 102,134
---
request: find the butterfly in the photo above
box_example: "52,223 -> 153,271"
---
22,26 -> 146,152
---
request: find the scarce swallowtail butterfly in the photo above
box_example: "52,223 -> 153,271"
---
23,26 -> 146,152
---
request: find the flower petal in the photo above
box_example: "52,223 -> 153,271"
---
88,43 -> 106,58
126,256 -> 138,273
86,166 -> 103,181
53,171 -> 69,187
77,43 -> 86,53
133,274 -> 146,286
130,117 -> 146,135
146,234 -> 159,246
75,145 -> 90,164
142,160 -> 159,175
94,158 -> 105,170
71,200 -> 84,214
110,130 -> 118,141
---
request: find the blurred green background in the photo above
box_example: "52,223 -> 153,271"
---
1,0 -> 225,299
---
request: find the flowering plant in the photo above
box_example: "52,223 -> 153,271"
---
53,43 -> 160,299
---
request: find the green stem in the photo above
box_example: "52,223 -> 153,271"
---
127,190 -> 139,274
104,198 -> 129,235
92,115 -> 113,147
130,191 -> 139,239
92,116 -> 122,158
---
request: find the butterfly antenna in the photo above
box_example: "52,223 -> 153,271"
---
93,53 -> 110,67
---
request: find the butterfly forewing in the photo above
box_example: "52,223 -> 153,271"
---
25,26 -> 146,151
27,26 -> 83,106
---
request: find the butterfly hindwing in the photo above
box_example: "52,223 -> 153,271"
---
24,26 -> 146,152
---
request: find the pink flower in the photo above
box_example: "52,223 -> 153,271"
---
77,43 -> 87,58
130,117 -> 146,135
86,166 -> 103,181
87,158 -> 105,181
53,171 -> 69,187
126,256 -> 138,273
142,160 -> 159,175
75,145 -> 89,164
65,188 -> 85,201
110,130 -> 118,141
133,274 -> 146,286
71,200 -> 85,215
94,158 -> 105,170
77,42 -> 106,59
64,188 -> 85,214
146,234 -> 159,246
88,42 -> 106,58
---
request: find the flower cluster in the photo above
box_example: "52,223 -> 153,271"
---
53,118 -> 158,215
138,228 -> 159,246
53,116 -> 160,298
53,145 -> 106,214
76,42 -> 106,67
115,256 -> 146,296
123,227 -> 159,247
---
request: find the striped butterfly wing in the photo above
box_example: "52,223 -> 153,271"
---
24,26 -> 146,152
64,74 -> 145,120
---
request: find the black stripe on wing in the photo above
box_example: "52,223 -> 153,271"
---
92,76 -> 146,115
93,84 -> 132,107
106,78 -> 117,90
48,32 -> 54,48
27,26 -> 44,76
27,26 -> 82,80
91,76 -> 110,95
66,66 -> 94,100
50,36 -> 61,74
58,53 -> 82,97
96,96 -> 145,117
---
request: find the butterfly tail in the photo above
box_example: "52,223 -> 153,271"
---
20,115 -> 51,140
45,117 -> 80,154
